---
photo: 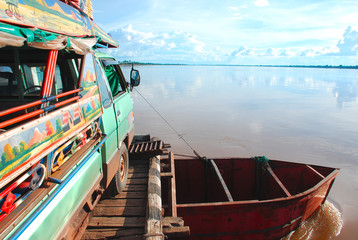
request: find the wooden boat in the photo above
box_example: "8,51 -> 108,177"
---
170,156 -> 339,240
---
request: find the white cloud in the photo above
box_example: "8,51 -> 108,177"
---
335,26 -> 358,56
186,34 -> 205,53
104,23 -> 358,65
340,12 -> 358,25
263,48 -> 277,56
106,25 -> 207,63
298,49 -> 317,57
278,49 -> 294,57
230,46 -> 254,57
254,0 -> 269,7
320,46 -> 340,55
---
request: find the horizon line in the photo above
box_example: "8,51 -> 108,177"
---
119,61 -> 358,69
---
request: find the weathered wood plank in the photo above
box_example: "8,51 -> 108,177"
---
129,161 -> 148,166
163,217 -> 185,227
82,227 -> 145,239
128,167 -> 149,174
128,172 -> 148,179
127,178 -> 148,185
146,156 -> 163,240
130,161 -> 148,166
97,198 -> 146,207
83,156 -> 150,239
169,152 -> 177,217
115,191 -> 147,199
160,172 -> 173,178
92,206 -> 146,217
163,226 -> 191,238
122,184 -> 147,192
88,217 -> 145,228
119,235 -> 145,240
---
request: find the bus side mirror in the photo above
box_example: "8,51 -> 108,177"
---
130,68 -> 140,89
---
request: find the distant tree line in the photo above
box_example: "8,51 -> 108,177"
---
119,60 -> 358,69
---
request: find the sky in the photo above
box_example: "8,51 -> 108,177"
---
91,0 -> 358,65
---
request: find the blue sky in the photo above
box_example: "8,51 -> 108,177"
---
91,0 -> 358,65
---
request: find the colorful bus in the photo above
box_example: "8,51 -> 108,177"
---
0,1 -> 140,239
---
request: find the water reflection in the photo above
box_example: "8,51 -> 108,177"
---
125,66 -> 358,109
333,80 -> 358,109
122,65 -> 358,239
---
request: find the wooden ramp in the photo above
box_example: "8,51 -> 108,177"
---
82,157 -> 149,240
82,136 -> 189,240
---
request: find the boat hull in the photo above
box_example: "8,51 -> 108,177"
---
173,158 -> 339,240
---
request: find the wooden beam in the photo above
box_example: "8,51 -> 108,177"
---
163,217 -> 184,227
92,206 -> 146,217
160,172 -> 173,178
83,228 -> 145,239
163,226 -> 190,238
163,217 -> 190,238
169,152 -> 177,217
305,165 -> 325,179
115,191 -> 147,199
209,159 -> 234,202
146,156 -> 163,240
97,198 -> 146,207
87,216 -> 145,228
122,184 -> 147,192
264,163 -> 292,197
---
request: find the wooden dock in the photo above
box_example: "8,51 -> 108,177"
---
81,136 -> 189,240
82,157 -> 149,239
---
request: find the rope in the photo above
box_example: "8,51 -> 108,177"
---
134,88 -> 203,159
174,153 -> 198,158
253,156 -> 269,164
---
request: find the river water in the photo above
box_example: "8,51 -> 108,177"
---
122,65 -> 358,239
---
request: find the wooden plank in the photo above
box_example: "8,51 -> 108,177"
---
306,164 -> 325,179
162,216 -> 190,240
123,185 -> 147,192
87,217 -> 145,228
97,198 -> 146,207
146,156 -> 163,240
92,206 -> 146,217
265,163 -> 292,197
128,167 -> 149,174
120,235 -> 144,240
163,226 -> 190,238
130,161 -> 148,167
82,154 -> 150,240
83,228 -> 145,239
210,159 -> 234,202
127,178 -> 148,185
128,172 -> 148,179
169,152 -> 177,217
160,172 -> 173,178
163,217 -> 184,227
115,191 -> 147,199
129,164 -> 148,169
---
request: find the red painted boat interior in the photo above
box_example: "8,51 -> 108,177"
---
174,158 -> 335,204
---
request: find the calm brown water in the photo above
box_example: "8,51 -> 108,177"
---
123,65 -> 358,239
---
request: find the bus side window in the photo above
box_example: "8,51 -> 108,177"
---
0,66 -> 16,96
104,64 -> 123,96
94,58 -> 113,109
101,59 -> 128,98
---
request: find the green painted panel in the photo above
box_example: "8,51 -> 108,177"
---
100,107 -> 118,163
11,150 -> 102,239
113,92 -> 134,143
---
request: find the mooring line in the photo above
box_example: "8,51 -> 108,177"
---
134,89 -> 236,201
134,88 -> 203,159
